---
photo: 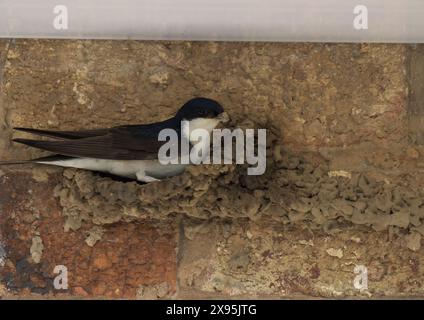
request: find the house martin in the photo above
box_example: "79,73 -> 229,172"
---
0,97 -> 229,183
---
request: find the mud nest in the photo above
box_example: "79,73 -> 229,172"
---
53,148 -> 424,245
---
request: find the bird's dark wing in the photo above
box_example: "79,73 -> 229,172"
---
14,127 -> 110,139
13,125 -> 173,160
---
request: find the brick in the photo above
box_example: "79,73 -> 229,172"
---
0,39 -> 9,67
0,171 -> 177,298
178,218 -> 424,298
408,44 -> 424,144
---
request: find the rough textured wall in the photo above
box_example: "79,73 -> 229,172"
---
0,39 -> 423,299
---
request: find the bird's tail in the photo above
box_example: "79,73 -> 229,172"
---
0,155 -> 75,166
0,160 -> 32,166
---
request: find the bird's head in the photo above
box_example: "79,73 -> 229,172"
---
175,98 -> 229,125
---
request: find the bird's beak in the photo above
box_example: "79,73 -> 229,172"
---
217,112 -> 230,123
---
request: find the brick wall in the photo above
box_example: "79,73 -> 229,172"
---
0,40 -> 423,298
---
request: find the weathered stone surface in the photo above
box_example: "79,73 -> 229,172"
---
178,219 -> 424,298
0,39 -> 11,161
0,171 -> 177,298
408,44 -> 424,144
0,40 -> 9,70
